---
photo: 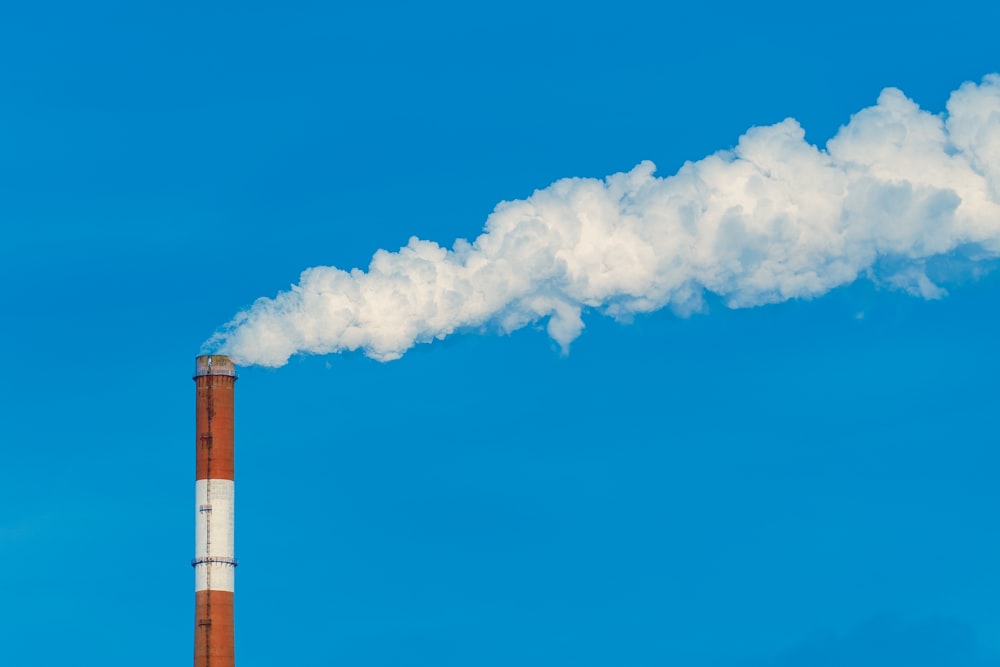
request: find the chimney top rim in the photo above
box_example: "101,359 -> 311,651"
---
194,355 -> 238,378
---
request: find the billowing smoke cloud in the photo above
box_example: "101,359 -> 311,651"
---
206,75 -> 1000,366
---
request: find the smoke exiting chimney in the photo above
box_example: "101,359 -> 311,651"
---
204,74 -> 1000,367
193,355 -> 237,667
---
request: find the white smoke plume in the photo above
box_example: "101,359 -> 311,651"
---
207,75 -> 1000,366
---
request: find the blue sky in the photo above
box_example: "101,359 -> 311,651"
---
3,1 -> 1000,665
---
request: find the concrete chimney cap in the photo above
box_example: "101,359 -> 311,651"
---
194,355 -> 238,378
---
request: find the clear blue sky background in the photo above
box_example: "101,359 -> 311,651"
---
3,1 -> 1000,665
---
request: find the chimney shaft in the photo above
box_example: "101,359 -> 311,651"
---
193,355 -> 237,667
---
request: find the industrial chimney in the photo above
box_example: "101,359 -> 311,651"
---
193,355 -> 237,667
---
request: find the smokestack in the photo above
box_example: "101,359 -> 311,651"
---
193,355 -> 237,667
